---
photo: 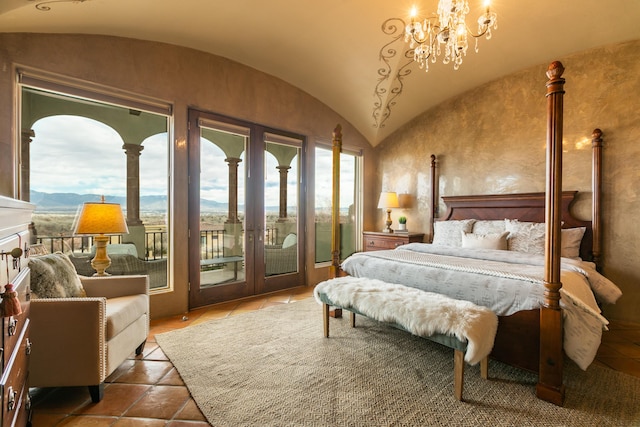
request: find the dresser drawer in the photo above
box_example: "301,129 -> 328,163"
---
0,321 -> 30,427
364,236 -> 403,250
1,269 -> 30,376
0,196 -> 34,426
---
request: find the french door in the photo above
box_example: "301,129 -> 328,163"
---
188,109 -> 304,308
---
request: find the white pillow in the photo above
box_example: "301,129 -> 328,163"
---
471,220 -> 506,235
461,231 -> 509,250
282,233 -> 297,248
504,219 -> 545,255
432,219 -> 476,247
561,227 -> 586,259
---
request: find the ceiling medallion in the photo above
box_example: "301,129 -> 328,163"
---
29,0 -> 89,12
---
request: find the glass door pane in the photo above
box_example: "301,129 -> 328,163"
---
264,140 -> 300,277
314,147 -> 359,263
188,111 -> 254,308
199,127 -> 246,287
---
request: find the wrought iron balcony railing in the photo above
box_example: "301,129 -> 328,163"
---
36,227 -> 279,261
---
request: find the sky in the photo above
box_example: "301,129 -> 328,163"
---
29,115 -> 355,210
31,115 -> 166,197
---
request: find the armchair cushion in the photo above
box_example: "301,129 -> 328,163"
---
29,252 -> 86,298
105,294 -> 149,340
282,233 -> 297,248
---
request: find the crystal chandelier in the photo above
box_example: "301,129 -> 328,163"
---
404,0 -> 497,71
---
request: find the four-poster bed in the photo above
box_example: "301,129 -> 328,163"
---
326,62 -> 621,406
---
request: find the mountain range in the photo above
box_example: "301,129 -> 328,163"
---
30,190 -> 236,213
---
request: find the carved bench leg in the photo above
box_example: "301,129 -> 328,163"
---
481,357 -> 489,380
454,349 -> 464,401
323,303 -> 330,338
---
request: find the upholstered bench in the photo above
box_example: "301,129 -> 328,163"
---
314,276 -> 498,401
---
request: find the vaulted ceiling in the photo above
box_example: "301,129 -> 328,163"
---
2,0 -> 639,146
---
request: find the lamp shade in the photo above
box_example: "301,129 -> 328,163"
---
73,200 -> 129,235
377,192 -> 400,209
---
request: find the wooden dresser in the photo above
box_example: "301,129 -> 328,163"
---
363,231 -> 424,252
0,196 -> 34,426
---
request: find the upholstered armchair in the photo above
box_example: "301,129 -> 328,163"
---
265,233 -> 298,276
29,262 -> 150,402
68,244 -> 167,290
69,253 -> 167,290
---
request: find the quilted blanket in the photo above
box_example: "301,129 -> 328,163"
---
341,244 -> 622,370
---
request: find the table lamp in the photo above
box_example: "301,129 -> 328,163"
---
377,191 -> 400,233
73,196 -> 129,276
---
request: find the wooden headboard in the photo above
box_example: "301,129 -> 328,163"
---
440,192 -> 594,262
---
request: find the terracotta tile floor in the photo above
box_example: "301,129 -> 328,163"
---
29,285 -> 315,426
30,285 -> 640,426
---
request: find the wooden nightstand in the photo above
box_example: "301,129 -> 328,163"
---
363,231 -> 425,251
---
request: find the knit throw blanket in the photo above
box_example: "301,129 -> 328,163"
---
314,276 -> 498,365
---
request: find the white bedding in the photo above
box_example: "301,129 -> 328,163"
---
340,243 -> 622,370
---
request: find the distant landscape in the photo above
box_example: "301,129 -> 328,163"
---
30,190 -> 238,213
29,190 -> 303,238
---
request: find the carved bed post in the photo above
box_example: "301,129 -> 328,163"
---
537,61 -> 566,406
591,129 -> 603,268
330,124 -> 342,279
430,154 -> 437,242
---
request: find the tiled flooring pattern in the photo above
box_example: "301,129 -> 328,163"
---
30,286 -> 640,426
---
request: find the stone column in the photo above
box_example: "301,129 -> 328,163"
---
277,165 -> 291,221
224,157 -> 242,257
21,129 -> 35,201
225,157 -> 242,224
122,143 -> 144,226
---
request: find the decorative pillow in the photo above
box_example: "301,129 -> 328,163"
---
471,220 -> 506,235
461,231 -> 509,250
561,227 -> 586,259
432,219 -> 476,247
282,233 -> 297,248
504,219 -> 546,255
28,252 -> 86,299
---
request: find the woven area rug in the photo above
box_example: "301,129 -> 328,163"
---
156,298 -> 640,426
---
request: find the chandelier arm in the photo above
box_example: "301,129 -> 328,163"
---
29,0 -> 88,12
408,17 -> 442,45
465,24 -> 490,39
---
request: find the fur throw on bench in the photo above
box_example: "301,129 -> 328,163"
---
314,276 -> 498,365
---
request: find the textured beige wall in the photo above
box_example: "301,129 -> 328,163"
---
376,40 -> 640,323
0,33 -> 377,318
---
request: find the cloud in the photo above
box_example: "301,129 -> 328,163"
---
29,115 -> 354,212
